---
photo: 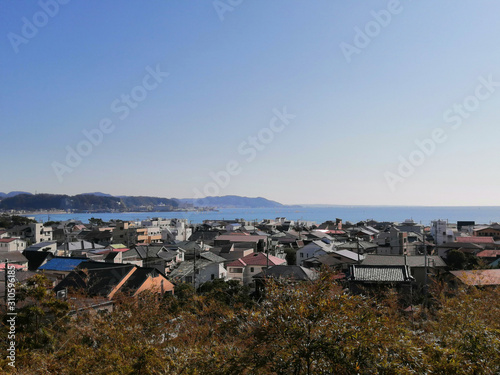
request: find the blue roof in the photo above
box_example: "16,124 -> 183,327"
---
38,258 -> 85,272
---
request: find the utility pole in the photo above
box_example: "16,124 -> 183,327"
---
423,243 -> 428,309
356,237 -> 361,264
4,259 -> 9,306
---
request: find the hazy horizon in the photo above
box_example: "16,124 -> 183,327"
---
3,1 -> 500,206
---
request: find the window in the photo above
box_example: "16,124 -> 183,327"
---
250,267 -> 254,272
211,274 -> 215,280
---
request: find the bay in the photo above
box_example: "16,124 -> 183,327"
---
25,206 -> 500,225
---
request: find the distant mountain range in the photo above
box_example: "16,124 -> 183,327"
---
0,192 -> 290,211
176,195 -> 285,208
0,191 -> 32,199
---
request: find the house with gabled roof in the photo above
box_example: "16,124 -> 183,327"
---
0,237 -> 27,252
253,265 -> 319,296
214,234 -> 269,252
25,241 -> 58,253
54,261 -> 174,299
347,264 -> 415,298
38,257 -> 88,284
168,252 -> 227,288
473,224 -> 500,240
23,250 -> 54,271
227,252 -> 286,285
361,254 -> 447,285
296,240 -> 335,266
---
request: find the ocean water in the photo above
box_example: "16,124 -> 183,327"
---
26,206 -> 500,225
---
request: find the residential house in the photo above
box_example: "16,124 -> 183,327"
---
37,257 -> 88,284
473,224 -> 500,240
436,242 -> 484,259
214,234 -> 269,252
361,254 -> 447,285
431,220 -> 455,245
449,269 -> 500,287
0,238 -> 27,252
25,241 -> 58,253
56,240 -> 105,257
209,244 -> 254,268
253,265 -> 319,296
296,239 -> 335,266
8,223 -> 53,244
54,262 -> 174,299
23,250 -> 54,271
227,252 -> 286,285
0,251 -> 29,271
347,264 -> 415,299
168,252 -> 227,289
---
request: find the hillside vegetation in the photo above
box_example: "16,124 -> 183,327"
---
1,272 -> 498,374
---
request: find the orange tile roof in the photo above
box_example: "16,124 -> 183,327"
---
450,269 -> 500,286
456,236 -> 494,244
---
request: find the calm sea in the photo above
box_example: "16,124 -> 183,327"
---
25,206 -> 500,225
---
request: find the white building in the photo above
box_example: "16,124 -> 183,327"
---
0,238 -> 27,252
431,220 -> 455,245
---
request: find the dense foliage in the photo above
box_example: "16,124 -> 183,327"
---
0,215 -> 36,228
1,272 -> 498,374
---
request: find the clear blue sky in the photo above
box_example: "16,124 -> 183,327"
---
2,0 -> 500,205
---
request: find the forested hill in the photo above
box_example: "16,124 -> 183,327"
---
0,194 -> 178,211
176,195 -> 285,208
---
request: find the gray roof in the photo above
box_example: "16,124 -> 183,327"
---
26,241 -> 57,250
168,259 -> 213,280
253,265 -> 318,281
350,265 -> 414,283
336,241 -> 377,251
199,251 -> 226,263
362,255 -> 447,268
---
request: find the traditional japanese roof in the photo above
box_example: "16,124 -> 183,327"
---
349,265 -> 414,283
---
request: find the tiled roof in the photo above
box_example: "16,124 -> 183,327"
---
253,265 -> 318,281
362,255 -> 447,268
476,250 -> 500,258
227,252 -> 286,267
350,265 -> 413,283
0,238 -> 16,243
216,235 -> 267,242
450,270 -> 500,286
456,236 -> 494,244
